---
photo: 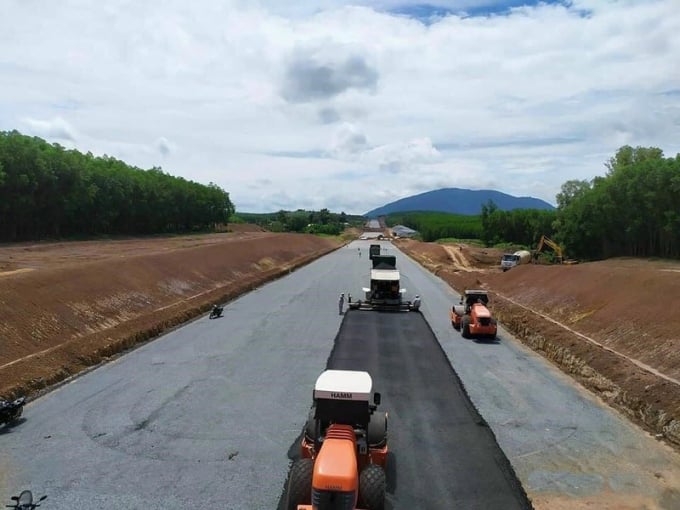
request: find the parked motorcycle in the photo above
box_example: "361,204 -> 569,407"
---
209,304 -> 224,319
0,396 -> 25,425
5,490 -> 47,509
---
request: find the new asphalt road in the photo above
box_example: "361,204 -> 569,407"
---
277,311 -> 531,509
2,240 -> 679,509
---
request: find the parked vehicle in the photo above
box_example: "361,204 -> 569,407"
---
0,396 -> 25,426
500,250 -> 531,271
5,490 -> 47,509
209,304 -> 224,319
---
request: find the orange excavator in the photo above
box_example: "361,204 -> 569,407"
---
286,370 -> 388,510
449,290 -> 498,340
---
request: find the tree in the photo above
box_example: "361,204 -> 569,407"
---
318,208 -> 331,225
556,180 -> 590,209
0,130 -> 235,241
480,200 -> 498,246
605,145 -> 664,175
555,146 -> 680,260
288,212 -> 309,232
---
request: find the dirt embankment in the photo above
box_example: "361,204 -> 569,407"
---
396,239 -> 680,450
0,230 -> 341,398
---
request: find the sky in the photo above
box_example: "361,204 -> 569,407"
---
1,1 -> 679,214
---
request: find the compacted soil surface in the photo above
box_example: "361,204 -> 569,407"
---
395,238 -> 680,450
0,227 -> 341,397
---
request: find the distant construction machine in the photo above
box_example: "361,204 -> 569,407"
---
535,235 -> 563,264
500,250 -> 531,271
450,290 -> 498,340
349,255 -> 419,312
501,235 -> 577,270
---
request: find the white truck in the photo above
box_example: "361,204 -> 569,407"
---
500,250 -> 531,271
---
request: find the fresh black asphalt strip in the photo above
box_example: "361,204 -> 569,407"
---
279,310 -> 532,510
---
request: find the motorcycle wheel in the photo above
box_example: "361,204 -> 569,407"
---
11,406 -> 23,421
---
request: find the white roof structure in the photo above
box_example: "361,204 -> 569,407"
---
391,224 -> 418,237
370,269 -> 400,281
314,370 -> 372,401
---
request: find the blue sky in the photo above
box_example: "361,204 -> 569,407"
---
1,0 -> 679,213
389,1 -> 569,20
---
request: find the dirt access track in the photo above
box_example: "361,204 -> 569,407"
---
396,238 -> 680,451
0,227 -> 341,398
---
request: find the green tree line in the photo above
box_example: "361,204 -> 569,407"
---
386,211 -> 483,242
480,203 -> 557,248
554,146 -> 680,259
236,209 -> 363,235
0,131 -> 234,241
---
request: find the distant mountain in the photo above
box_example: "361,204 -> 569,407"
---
364,188 -> 554,217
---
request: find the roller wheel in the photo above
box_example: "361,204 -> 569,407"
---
368,412 -> 387,448
286,459 -> 313,510
461,315 -> 471,339
359,464 -> 386,510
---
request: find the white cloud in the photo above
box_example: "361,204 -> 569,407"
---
330,122 -> 368,157
1,0 -> 679,213
21,117 -> 78,142
364,137 -> 442,174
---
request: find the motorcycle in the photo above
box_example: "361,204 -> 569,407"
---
0,396 -> 25,425
209,305 -> 224,319
6,490 -> 47,509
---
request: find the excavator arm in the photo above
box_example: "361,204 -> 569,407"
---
536,235 -> 563,263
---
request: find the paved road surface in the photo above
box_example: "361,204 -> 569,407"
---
2,240 -> 680,509
377,242 -> 680,509
279,311 -> 531,509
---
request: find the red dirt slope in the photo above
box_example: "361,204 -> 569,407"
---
487,260 -> 680,380
397,239 -> 680,450
0,233 -> 340,397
